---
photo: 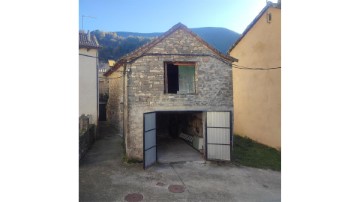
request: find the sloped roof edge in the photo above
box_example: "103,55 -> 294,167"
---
79,32 -> 101,49
105,23 -> 237,76
227,1 -> 281,54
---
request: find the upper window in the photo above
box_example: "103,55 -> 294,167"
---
267,12 -> 272,23
164,62 -> 195,94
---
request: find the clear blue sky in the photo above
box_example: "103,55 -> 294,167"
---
79,0 -> 269,34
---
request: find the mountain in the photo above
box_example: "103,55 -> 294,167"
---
115,31 -> 163,38
190,27 -> 240,54
92,27 -> 240,62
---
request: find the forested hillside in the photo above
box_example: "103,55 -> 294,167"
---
92,27 -> 240,62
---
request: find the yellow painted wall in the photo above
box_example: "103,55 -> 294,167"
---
79,48 -> 98,125
230,7 -> 281,149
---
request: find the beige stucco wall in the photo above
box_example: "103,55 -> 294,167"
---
230,7 -> 281,149
79,48 -> 98,125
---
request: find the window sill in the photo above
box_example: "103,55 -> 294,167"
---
164,93 -> 197,95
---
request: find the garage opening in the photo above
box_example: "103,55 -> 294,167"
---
156,111 -> 205,163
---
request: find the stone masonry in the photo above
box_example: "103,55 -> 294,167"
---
106,68 -> 124,134
107,25 -> 234,160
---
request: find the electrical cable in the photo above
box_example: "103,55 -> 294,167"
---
232,64 -> 281,70
79,53 -> 98,58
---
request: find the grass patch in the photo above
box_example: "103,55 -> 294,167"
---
232,135 -> 281,171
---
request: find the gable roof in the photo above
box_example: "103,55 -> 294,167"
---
79,31 -> 100,49
105,23 -> 237,76
228,1 -> 281,53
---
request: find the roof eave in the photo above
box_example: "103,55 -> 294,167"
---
79,45 -> 101,49
183,27 -> 237,63
104,59 -> 126,77
228,2 -> 280,54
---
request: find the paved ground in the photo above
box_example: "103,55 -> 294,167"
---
79,124 -> 281,202
157,136 -> 204,163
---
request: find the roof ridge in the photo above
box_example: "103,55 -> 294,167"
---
105,23 -> 237,76
116,22 -> 188,62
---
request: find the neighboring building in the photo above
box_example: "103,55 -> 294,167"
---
98,60 -> 113,121
105,23 -> 237,168
98,62 -> 109,98
98,61 -> 112,101
228,1 -> 281,149
79,31 -> 100,126
98,60 -> 115,97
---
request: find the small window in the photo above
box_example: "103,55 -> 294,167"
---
267,12 -> 272,23
164,62 -> 195,94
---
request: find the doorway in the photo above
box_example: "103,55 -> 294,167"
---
99,103 -> 106,121
143,111 -> 232,169
156,111 -> 205,163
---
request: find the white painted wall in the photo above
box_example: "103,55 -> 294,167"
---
79,48 -> 98,125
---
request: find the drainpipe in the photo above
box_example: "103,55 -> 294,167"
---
123,63 -> 128,154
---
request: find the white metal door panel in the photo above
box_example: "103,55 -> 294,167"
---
207,145 -> 231,160
207,128 -> 231,144
207,112 -> 230,128
143,112 -> 156,169
206,111 -> 231,161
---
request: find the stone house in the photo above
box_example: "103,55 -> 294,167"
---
98,60 -> 114,121
229,1 -> 281,149
98,60 -> 115,99
79,31 -> 100,126
104,23 -> 237,168
98,61 -> 110,99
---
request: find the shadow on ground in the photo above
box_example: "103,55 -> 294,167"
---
79,123 -> 281,202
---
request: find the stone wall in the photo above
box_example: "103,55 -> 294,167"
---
98,79 -> 109,100
124,28 -> 234,160
98,62 -> 110,98
79,115 -> 96,160
106,69 -> 124,134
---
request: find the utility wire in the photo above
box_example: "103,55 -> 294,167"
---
101,77 -> 121,79
79,53 -> 98,58
232,64 -> 281,70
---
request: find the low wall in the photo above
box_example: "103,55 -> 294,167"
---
79,125 -> 95,160
79,115 -> 96,160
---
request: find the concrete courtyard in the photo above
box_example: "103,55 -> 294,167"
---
79,125 -> 281,202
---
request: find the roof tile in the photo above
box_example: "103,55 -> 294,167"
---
79,31 -> 100,49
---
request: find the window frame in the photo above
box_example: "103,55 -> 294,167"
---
164,61 -> 197,95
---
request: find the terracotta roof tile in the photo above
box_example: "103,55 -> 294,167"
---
79,31 -> 100,49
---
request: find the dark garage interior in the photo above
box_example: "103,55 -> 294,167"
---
156,111 -> 205,163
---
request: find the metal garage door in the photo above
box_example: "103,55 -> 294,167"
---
206,111 -> 231,161
143,112 -> 157,169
